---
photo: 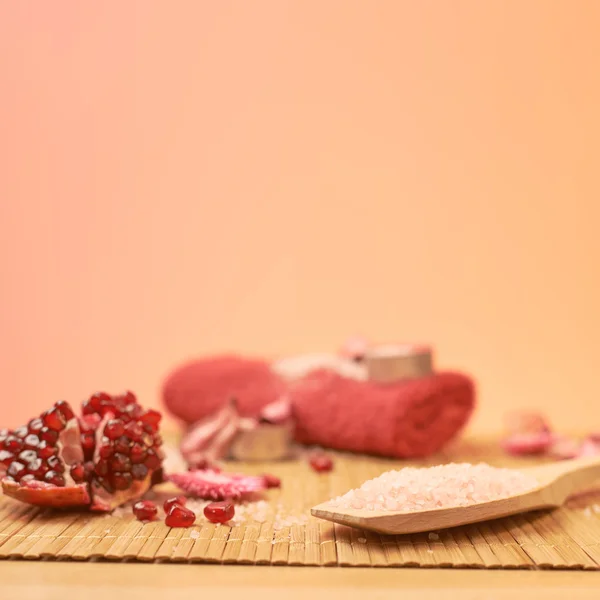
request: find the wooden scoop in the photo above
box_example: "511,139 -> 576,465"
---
311,457 -> 600,535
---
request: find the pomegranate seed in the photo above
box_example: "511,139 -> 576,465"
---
139,410 -> 161,431
14,426 -> 28,438
144,449 -> 161,470
153,434 -> 163,447
0,450 -> 14,466
261,474 -> 281,489
28,459 -> 47,478
133,500 -> 157,521
166,505 -> 196,528
47,455 -> 64,473
163,496 -> 187,513
55,400 -> 75,421
24,434 -> 40,449
28,419 -> 43,433
309,455 -> 334,473
123,391 -> 137,405
80,432 -> 95,453
5,437 -> 23,453
18,449 -> 37,464
114,436 -> 131,454
130,443 -> 146,464
203,501 -> 235,524
110,453 -> 131,472
42,407 -> 66,432
96,476 -> 114,493
95,460 -> 109,477
89,392 -> 111,412
131,463 -> 149,480
44,470 -> 65,486
37,441 -> 56,459
81,400 -> 95,415
124,422 -> 143,441
83,461 -> 94,478
39,428 -> 58,444
99,443 -> 113,460
20,474 -> 35,484
104,419 -> 124,440
112,472 -> 133,490
70,464 -> 86,482
7,461 -> 26,480
124,403 -> 142,419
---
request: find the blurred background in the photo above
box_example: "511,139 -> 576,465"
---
1,1 -> 599,433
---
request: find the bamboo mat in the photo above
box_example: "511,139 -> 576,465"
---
1,439 -> 600,568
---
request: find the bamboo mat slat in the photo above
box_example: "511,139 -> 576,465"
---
1,439 -> 600,569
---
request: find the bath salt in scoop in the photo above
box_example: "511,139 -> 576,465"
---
311,457 -> 600,534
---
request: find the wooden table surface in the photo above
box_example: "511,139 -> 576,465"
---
2,562 -> 599,599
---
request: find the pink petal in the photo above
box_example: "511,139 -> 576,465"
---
501,432 -> 553,456
548,436 -> 581,460
504,411 -> 551,436
168,470 -> 267,500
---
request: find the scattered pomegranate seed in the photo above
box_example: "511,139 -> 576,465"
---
133,500 -> 158,521
309,454 -> 334,473
262,473 -> 281,489
204,501 -> 235,524
165,504 -> 196,528
163,496 -> 187,513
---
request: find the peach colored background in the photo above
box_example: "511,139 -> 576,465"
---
1,1 -> 599,433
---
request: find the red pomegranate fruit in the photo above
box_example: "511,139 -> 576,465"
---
0,392 -> 164,512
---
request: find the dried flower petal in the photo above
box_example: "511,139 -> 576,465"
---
168,469 -> 267,500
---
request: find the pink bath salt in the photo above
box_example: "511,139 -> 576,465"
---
326,463 -> 538,513
501,432 -> 553,456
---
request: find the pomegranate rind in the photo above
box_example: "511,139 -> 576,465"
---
1,478 -> 91,508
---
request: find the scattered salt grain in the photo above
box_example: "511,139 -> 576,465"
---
326,463 -> 538,512
357,537 -> 367,544
593,504 -> 600,514
584,507 -> 593,518
428,532 -> 440,541
189,530 -> 200,539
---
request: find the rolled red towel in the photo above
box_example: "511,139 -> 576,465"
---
162,355 -> 285,423
290,369 -> 475,458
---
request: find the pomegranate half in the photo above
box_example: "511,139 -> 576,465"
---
0,392 -> 164,511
